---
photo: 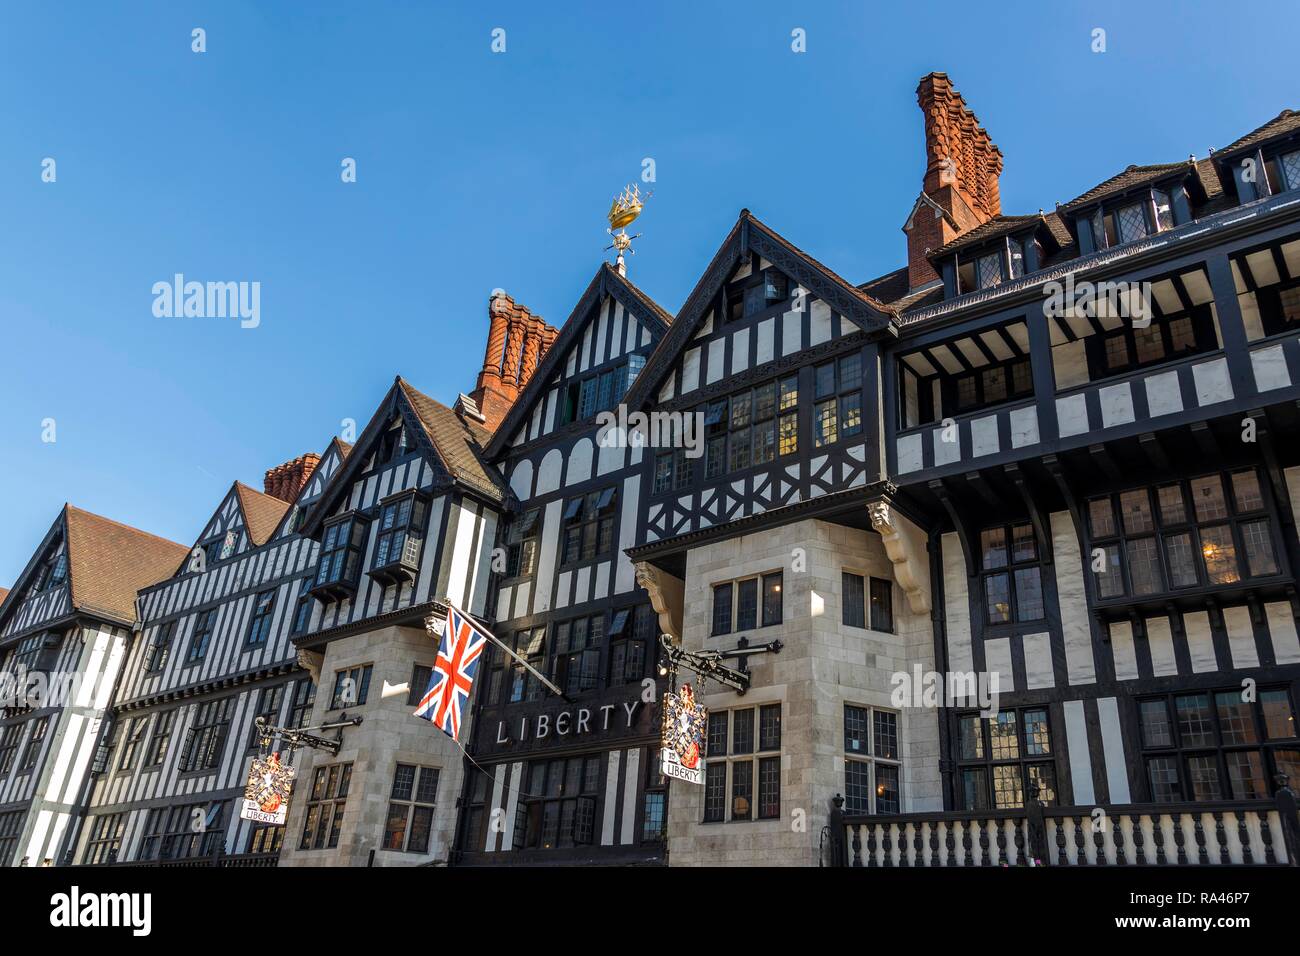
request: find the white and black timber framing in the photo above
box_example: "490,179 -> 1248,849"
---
455,263 -> 675,864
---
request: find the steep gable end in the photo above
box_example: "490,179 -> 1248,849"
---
626,211 -> 895,410
485,263 -> 673,458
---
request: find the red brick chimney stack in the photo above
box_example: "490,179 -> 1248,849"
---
469,290 -> 559,432
905,72 -> 1004,290
263,453 -> 321,502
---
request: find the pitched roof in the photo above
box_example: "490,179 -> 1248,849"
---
1215,109 -> 1300,157
483,263 -> 674,458
64,506 -> 189,625
1059,161 -> 1198,212
234,482 -> 292,546
926,212 -> 1072,261
397,378 -> 508,503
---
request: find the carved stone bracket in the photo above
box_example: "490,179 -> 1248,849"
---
634,561 -> 685,641
868,500 -> 932,615
296,648 -> 324,685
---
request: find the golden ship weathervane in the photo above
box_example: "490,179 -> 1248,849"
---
605,184 -> 651,272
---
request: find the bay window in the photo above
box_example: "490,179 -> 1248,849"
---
370,492 -> 428,584
311,513 -> 368,599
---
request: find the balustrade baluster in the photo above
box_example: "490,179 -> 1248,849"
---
1055,818 -> 1067,866
1213,812 -> 1228,865
1260,813 -> 1276,864
1074,814 -> 1087,864
1129,814 -> 1145,865
1153,815 -> 1167,864
962,821 -> 973,866
995,820 -> 1008,866
928,822 -> 939,866
882,823 -> 893,867
979,819 -> 991,866
1194,815 -> 1208,864
1173,814 -> 1188,864
944,822 -> 955,867
865,825 -> 876,867
1237,812 -> 1254,864
1113,814 -> 1126,865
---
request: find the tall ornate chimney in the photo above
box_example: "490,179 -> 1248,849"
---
263,453 -> 321,502
468,290 -> 559,432
904,73 -> 1004,290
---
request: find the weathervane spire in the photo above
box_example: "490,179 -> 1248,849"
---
605,184 -> 651,274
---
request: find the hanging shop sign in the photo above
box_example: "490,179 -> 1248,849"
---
240,752 -> 296,825
661,683 -> 707,785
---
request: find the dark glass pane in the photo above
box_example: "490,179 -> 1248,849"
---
1261,689 -> 1297,740
985,574 -> 1010,624
981,527 -> 1008,570
1139,700 -> 1174,748
1014,568 -> 1044,621
1214,691 -> 1258,745
1175,694 -> 1215,747
1120,489 -> 1154,534
958,716 -> 984,759
990,712 -> 1019,760
1089,498 -> 1117,537
844,705 -> 870,754
732,709 -> 754,754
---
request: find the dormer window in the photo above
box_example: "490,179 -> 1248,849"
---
1008,239 -> 1026,280
1280,150 -> 1300,191
976,252 -> 1003,289
369,492 -> 428,586
200,529 -> 239,569
1116,201 -> 1149,244
311,513 -> 368,600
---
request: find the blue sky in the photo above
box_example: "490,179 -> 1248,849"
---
0,1 -> 1293,585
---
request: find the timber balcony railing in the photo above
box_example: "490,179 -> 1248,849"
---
826,783 -> 1300,867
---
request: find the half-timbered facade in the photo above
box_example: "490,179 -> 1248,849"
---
0,506 -> 188,866
277,376 -> 512,867
625,75 -> 1300,866
454,266 -> 674,865
71,446 -> 349,865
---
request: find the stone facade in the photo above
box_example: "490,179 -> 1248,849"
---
278,623 -> 465,867
665,518 -> 940,866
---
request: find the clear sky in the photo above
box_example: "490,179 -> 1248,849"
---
0,1 -> 1294,585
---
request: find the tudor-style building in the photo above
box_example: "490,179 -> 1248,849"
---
277,372 -> 530,867
622,74 -> 1300,867
453,268 -> 674,865
0,506 -> 188,867
71,447 -> 348,865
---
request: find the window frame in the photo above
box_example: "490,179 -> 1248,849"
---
955,707 -> 1057,811
1086,468 -> 1284,604
1136,686 -> 1299,803
702,704 -> 782,823
843,704 -> 903,814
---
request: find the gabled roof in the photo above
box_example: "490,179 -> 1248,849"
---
624,210 -> 896,411
483,262 -> 674,459
927,212 -> 1071,261
1059,160 -> 1208,213
234,482 -> 292,547
398,378 -> 505,502
61,506 -> 189,625
1215,109 -> 1300,158
302,377 -> 507,535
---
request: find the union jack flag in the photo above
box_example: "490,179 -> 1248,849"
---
413,605 -> 489,740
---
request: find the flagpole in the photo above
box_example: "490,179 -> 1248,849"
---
445,603 -> 570,702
